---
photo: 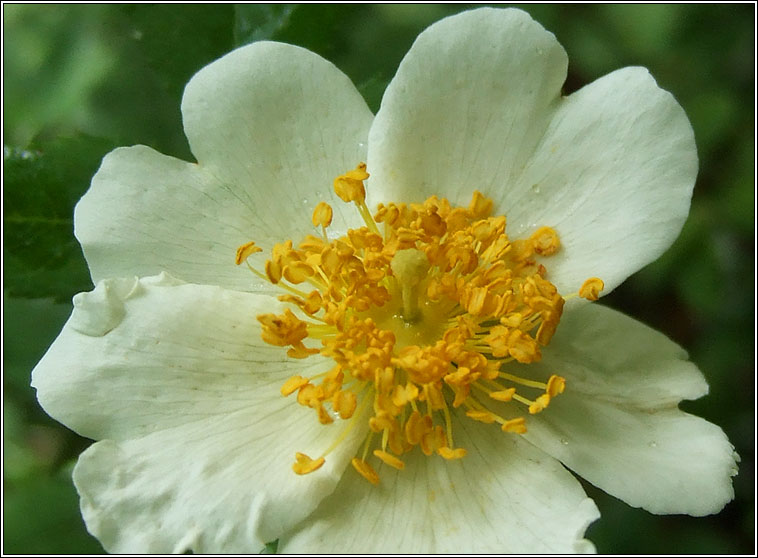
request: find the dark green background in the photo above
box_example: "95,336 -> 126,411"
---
3,4 -> 754,554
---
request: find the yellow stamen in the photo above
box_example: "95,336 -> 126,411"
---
489,388 -> 516,402
240,164 -> 603,486
281,375 -> 309,396
352,457 -> 380,484
546,375 -> 566,397
312,201 -> 333,227
579,277 -> 605,301
235,241 -> 262,265
501,417 -> 527,434
292,452 -> 325,475
465,409 -> 496,423
530,226 -> 561,256
334,162 -> 368,203
333,389 -> 358,419
528,393 -> 551,414
373,449 -> 405,470
438,446 -> 467,460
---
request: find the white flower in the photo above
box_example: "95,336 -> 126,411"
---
32,7 -> 737,554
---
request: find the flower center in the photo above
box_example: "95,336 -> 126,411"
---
236,163 -> 604,483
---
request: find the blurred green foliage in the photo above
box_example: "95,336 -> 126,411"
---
3,4 -> 754,554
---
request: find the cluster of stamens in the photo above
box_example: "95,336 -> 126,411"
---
236,163 -> 603,484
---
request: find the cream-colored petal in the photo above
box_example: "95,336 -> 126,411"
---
32,274 -> 323,440
78,41 -> 373,289
506,67 -> 697,295
524,304 -> 737,516
181,41 -> 373,239
32,274 -> 364,551
366,7 -> 695,297
280,412 -> 599,554
76,147 -> 278,292
73,401 -> 363,553
367,8 -> 567,209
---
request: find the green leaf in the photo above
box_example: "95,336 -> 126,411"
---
3,135 -> 115,302
2,295 -> 71,395
2,5 -> 114,146
233,4 -> 296,44
261,540 -> 278,554
233,4 -> 361,60
3,471 -> 104,554
121,4 -> 235,101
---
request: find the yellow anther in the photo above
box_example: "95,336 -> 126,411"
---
465,409 -> 496,423
246,175 -> 591,481
235,241 -> 262,265
265,259 -> 282,284
369,413 -> 394,433
391,382 -> 419,407
297,383 -> 320,408
468,190 -> 493,218
530,226 -> 561,256
579,277 -> 605,301
528,393 -> 551,414
303,291 -> 323,314
292,452 -> 325,475
334,162 -> 369,203
508,238 -> 534,262
373,449 -> 405,470
438,446 -> 467,460
500,313 -> 523,328
405,410 -> 431,445
501,417 -> 527,434
462,285 -> 490,316
333,389 -> 357,419
387,426 -> 405,456
312,201 -> 333,227
536,309 -> 563,345
298,234 -> 327,252
507,332 -> 541,364
281,375 -> 309,396
278,291 -> 323,316
282,261 -> 315,284
287,343 -> 320,359
317,404 -> 334,425
257,309 -> 309,347
489,388 -> 516,402
485,326 -> 541,363
546,375 -> 566,397
351,458 -> 379,485
420,426 -> 446,456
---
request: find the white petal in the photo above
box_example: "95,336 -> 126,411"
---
506,67 -> 697,295
73,404 -> 363,553
367,8 -> 568,209
77,41 -> 373,288
33,273 -> 318,440
280,412 -> 599,554
366,6 -> 695,296
76,147 -> 276,292
32,275 -> 365,551
524,304 -> 738,516
181,41 -> 373,238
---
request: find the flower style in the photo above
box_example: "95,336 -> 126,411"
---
32,7 -> 738,554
